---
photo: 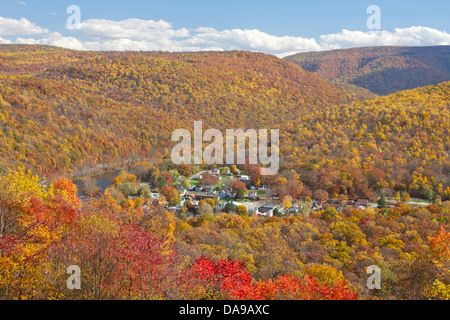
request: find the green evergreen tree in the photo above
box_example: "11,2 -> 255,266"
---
235,187 -> 245,201
377,193 -> 387,209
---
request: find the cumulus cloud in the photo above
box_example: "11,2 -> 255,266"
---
0,16 -> 48,36
0,16 -> 449,57
76,18 -> 190,41
319,26 -> 450,50
16,32 -> 85,50
64,19 -> 450,56
185,28 -> 321,55
62,18 -> 321,55
0,36 -> 13,44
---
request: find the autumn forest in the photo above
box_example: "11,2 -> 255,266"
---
0,44 -> 450,300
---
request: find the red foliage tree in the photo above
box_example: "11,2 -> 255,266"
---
228,180 -> 248,193
199,174 -> 219,187
190,256 -> 358,300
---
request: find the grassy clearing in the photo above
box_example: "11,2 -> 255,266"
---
189,180 -> 200,186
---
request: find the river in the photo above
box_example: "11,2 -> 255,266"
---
73,171 -> 119,199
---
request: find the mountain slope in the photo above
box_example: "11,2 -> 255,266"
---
284,46 -> 450,96
280,80 -> 450,199
0,45 -> 449,200
0,45 -> 352,176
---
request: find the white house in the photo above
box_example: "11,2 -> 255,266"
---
256,204 -> 277,217
248,191 -> 258,200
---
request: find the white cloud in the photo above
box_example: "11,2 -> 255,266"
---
62,18 -> 321,55
319,27 -> 450,50
75,18 -> 190,41
0,16 -> 48,36
65,19 -> 450,56
16,32 -> 85,50
185,28 -> 321,55
0,36 -> 13,44
15,0 -> 26,6
0,16 -> 449,57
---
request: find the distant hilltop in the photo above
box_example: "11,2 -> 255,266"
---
285,45 -> 450,97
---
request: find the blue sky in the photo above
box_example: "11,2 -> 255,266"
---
1,0 -> 449,56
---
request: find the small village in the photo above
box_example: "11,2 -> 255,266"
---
77,163 -> 430,222
145,166 -> 377,218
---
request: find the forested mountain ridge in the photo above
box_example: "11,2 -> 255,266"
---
284,46 -> 450,97
0,45 -> 352,176
280,80 -> 450,201
0,45 -> 449,201
1,45 -> 450,301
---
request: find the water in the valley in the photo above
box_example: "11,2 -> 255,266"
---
73,171 -> 119,198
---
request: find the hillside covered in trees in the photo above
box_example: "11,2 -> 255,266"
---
0,45 -> 352,177
279,81 -> 450,202
0,45 -> 449,201
1,169 -> 449,300
284,46 -> 450,97
1,45 -> 450,301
